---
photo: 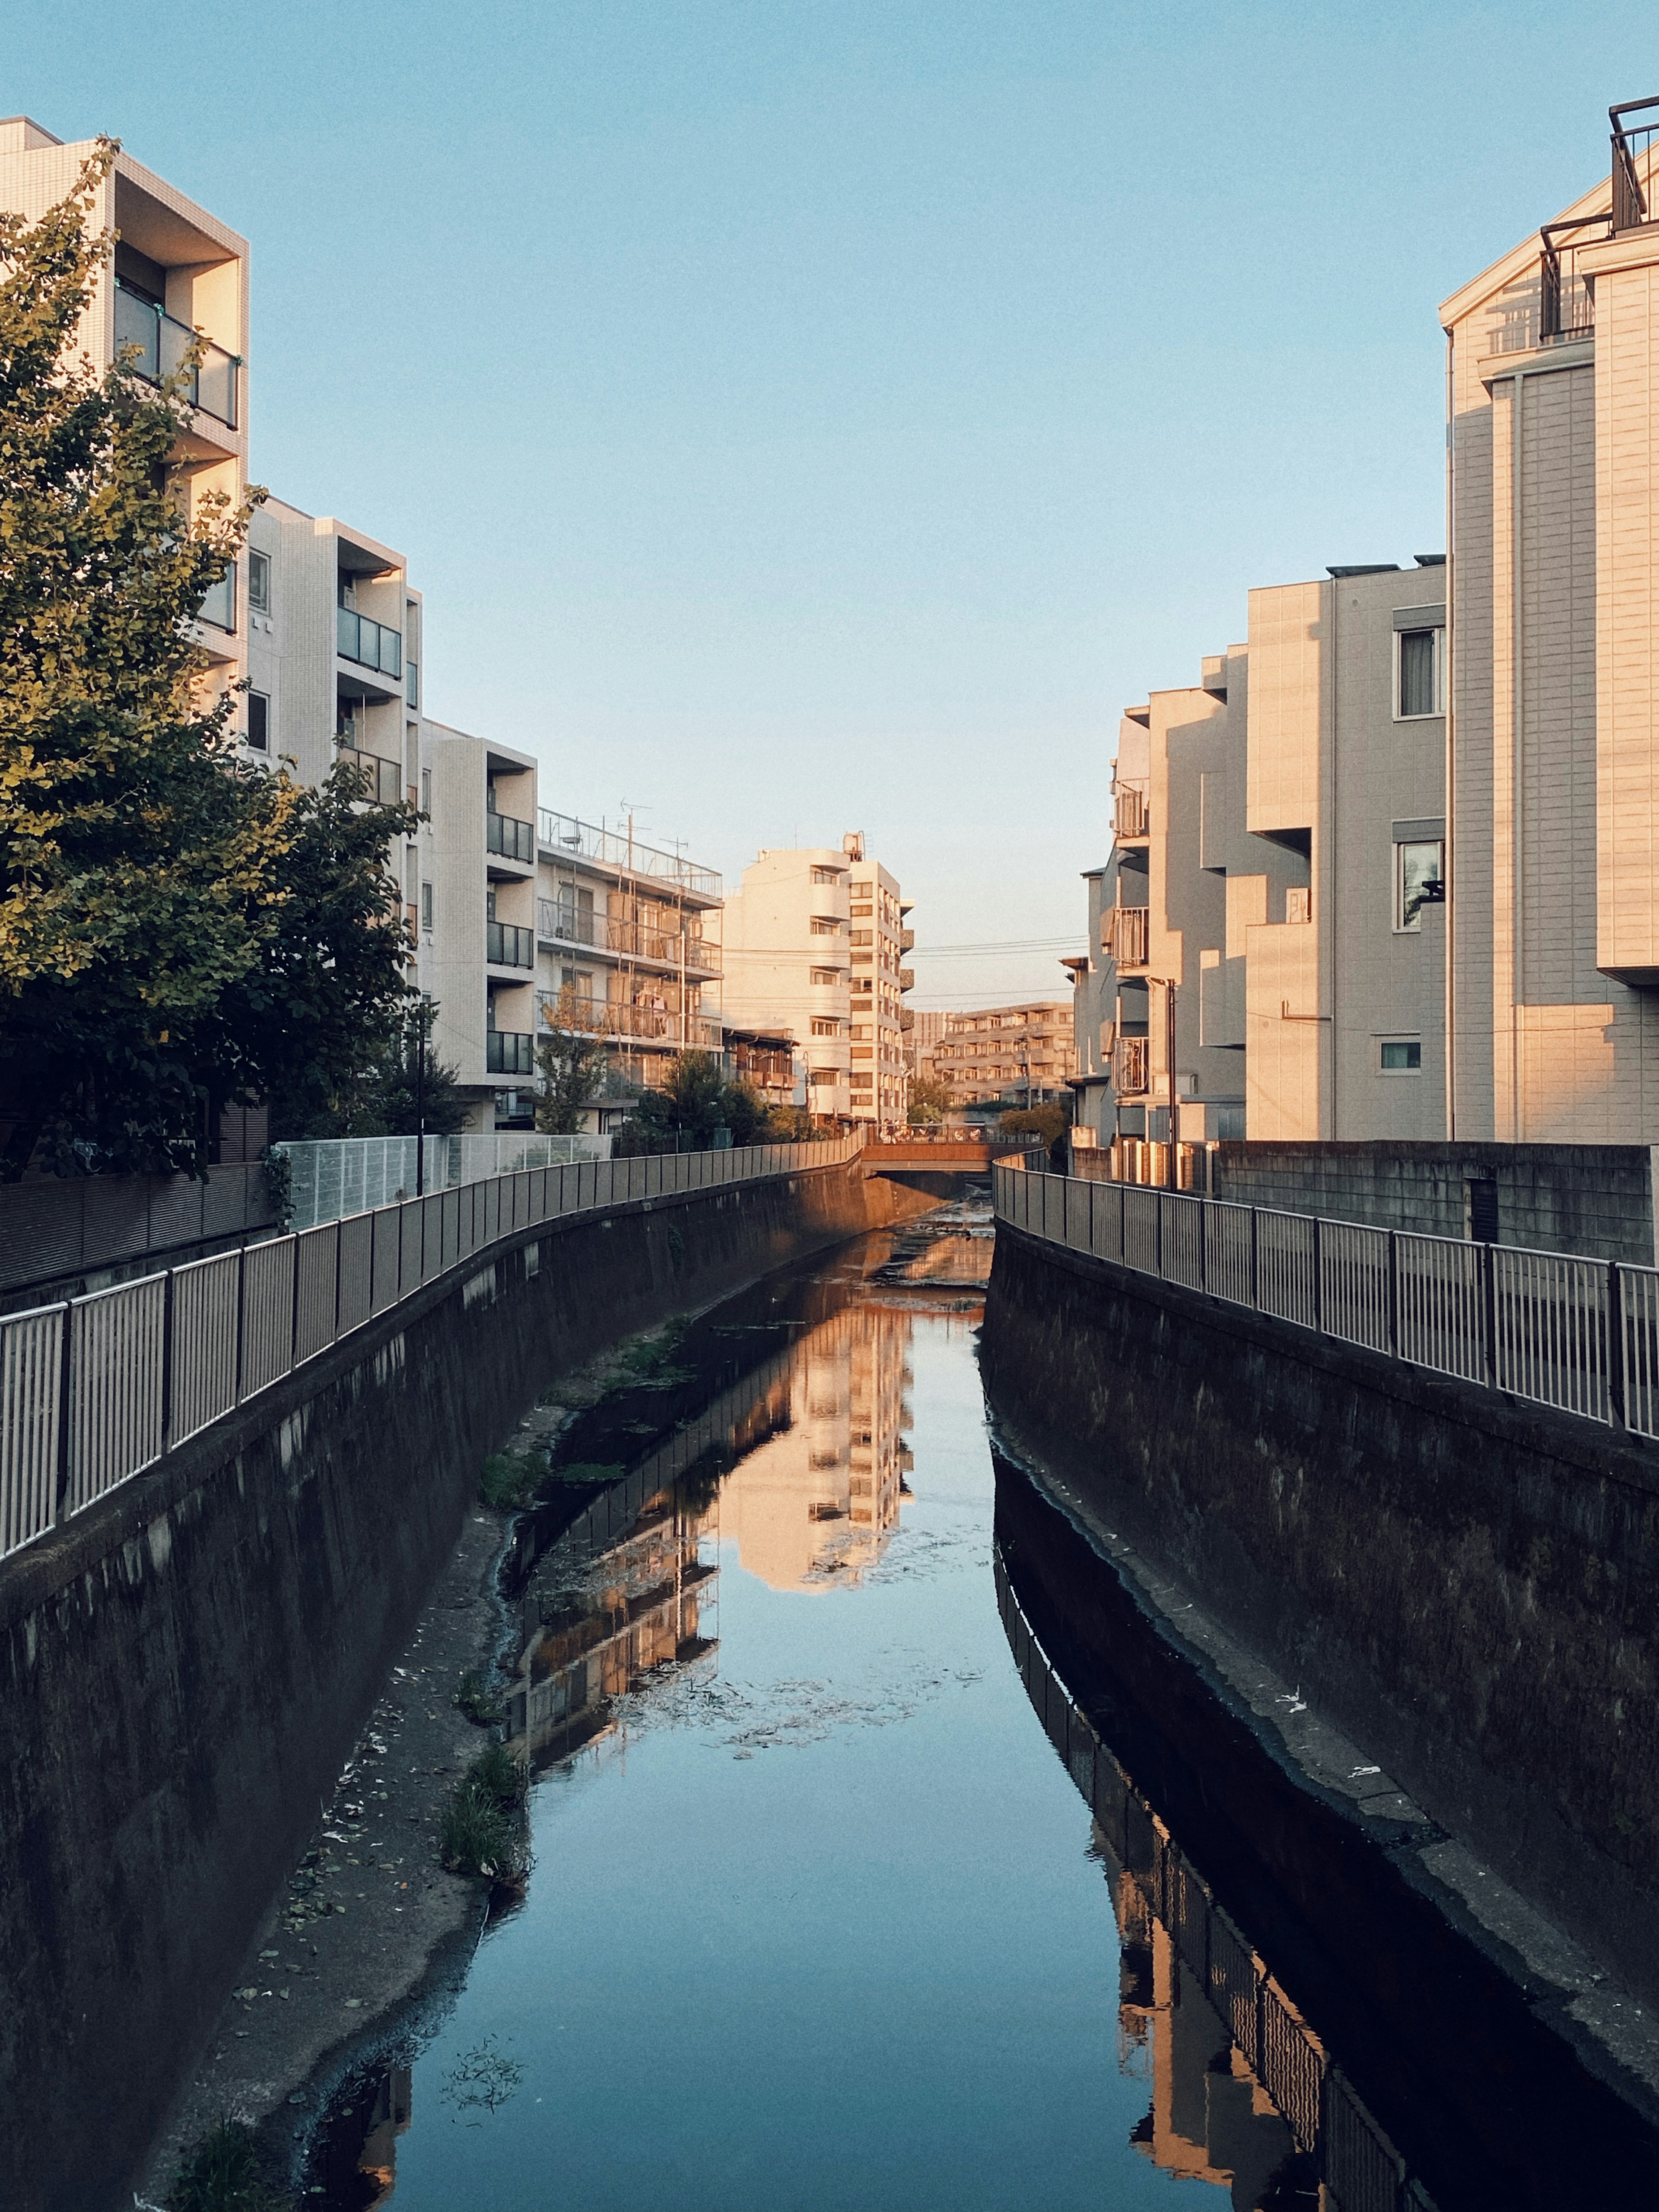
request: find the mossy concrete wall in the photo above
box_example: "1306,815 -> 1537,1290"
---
981,1223 -> 1659,2007
0,1161 -> 931,2212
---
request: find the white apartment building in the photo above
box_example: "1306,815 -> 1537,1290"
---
928,1004 -> 1076,1109
1441,99 -> 1659,1141
721,836 -> 914,1128
1080,571 -> 1446,1152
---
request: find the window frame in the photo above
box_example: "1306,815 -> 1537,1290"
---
245,689 -> 270,752
1379,1037 -> 1423,1075
1394,625 -> 1444,721
1394,839 -> 1446,934
247,547 -> 271,614
420,880 -> 434,933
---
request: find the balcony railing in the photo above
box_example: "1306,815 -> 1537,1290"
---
1613,95 -> 1659,231
1114,783 -> 1149,838
1106,906 -> 1150,966
538,810 -> 721,899
899,929 -> 916,953
487,921 -> 534,969
536,903 -> 721,973
539,900 -> 595,946
536,991 -> 718,1047
197,561 -> 236,635
337,746 -> 404,806
337,607 -> 403,678
898,968 -> 915,992
1112,1036 -> 1149,1095
487,812 -> 535,865
114,280 -> 239,428
486,1031 -> 535,1075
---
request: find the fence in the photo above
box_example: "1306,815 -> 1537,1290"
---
0,1135 -> 861,1567
994,1160 -> 1659,1445
995,1546 -> 1429,2212
275,1133 -> 613,1232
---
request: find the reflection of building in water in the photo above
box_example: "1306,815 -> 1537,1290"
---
507,1487 -> 718,1769
995,1548 -> 1421,2212
721,1302 -> 914,1591
354,2066 -> 412,2207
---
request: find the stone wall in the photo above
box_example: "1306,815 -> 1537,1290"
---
0,1160 -> 929,2212
981,1223 -> 1659,2011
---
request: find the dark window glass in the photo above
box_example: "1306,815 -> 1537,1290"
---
1380,1040 -> 1421,1071
1399,628 -> 1437,716
246,691 -> 269,751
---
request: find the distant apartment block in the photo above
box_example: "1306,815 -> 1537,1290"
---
1441,100 -> 1659,1141
1079,569 -> 1446,1152
930,1004 -> 1076,1109
722,836 -> 913,1128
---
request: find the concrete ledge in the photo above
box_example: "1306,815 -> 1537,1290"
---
981,1221 -> 1659,2010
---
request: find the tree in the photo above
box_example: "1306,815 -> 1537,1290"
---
612,1050 -> 764,1155
365,1015 -> 469,1139
998,1102 -> 1071,1168
907,1075 -> 952,1127
0,146 -> 417,1176
535,984 -> 606,1134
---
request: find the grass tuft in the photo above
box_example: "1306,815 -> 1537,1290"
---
167,2119 -> 287,2212
452,1671 -> 503,1726
439,1743 -> 529,1881
479,1447 -> 543,1510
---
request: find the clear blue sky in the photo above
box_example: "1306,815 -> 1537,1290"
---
8,4 -> 1651,1004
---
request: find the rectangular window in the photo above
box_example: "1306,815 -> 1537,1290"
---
810,1018 -> 839,1036
248,548 -> 271,613
1380,1039 -> 1422,1073
245,690 -> 269,751
810,865 -> 842,885
1397,628 -> 1442,718
1395,840 -> 1445,931
850,881 -> 871,895
810,967 -> 839,985
420,881 -> 434,932
420,767 -> 432,815
810,916 -> 839,935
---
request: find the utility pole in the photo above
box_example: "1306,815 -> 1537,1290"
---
413,998 -> 428,1195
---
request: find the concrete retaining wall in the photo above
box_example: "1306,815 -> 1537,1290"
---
1207,1139 -> 1657,1262
0,1160 -> 928,2212
981,1224 -> 1659,2009
0,1160 -> 281,1314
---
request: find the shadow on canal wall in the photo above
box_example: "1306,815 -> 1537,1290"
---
980,1222 -> 1659,2015
0,1160 -> 937,2212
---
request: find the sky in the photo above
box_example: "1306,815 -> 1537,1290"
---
7,3 -> 1653,1005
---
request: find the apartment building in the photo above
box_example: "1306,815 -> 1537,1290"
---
929,1004 -> 1076,1108
721,836 -> 914,1129
1080,569 -> 1448,1150
723,1029 -> 804,1110
1440,99 -> 1659,1142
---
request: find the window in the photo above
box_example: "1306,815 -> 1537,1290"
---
810,1018 -> 840,1036
810,967 -> 839,986
245,690 -> 269,751
420,881 -> 434,932
810,916 -> 840,935
1397,628 -> 1442,718
850,880 -> 871,895
810,865 -> 842,885
420,767 -> 432,816
486,890 -> 497,922
851,903 -> 873,917
1380,1039 -> 1422,1073
247,548 -> 271,613
1395,840 -> 1445,931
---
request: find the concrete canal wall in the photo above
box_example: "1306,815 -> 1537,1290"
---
981,1222 -> 1659,2009
0,1159 -> 932,2212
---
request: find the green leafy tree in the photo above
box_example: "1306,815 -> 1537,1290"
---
0,146 -> 416,1176
613,1050 -> 768,1155
535,983 -> 606,1134
907,1075 -> 952,1126
998,1102 -> 1071,1168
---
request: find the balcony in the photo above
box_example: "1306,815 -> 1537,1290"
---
1113,783 -> 1149,839
197,561 -> 236,635
487,921 -> 534,969
114,281 -> 239,429
539,899 -> 596,947
899,1005 -> 916,1032
1107,906 -> 1150,967
535,990 -> 715,1046
487,811 -> 535,865
538,810 -> 721,899
486,1031 -> 535,1076
337,606 -> 403,679
899,929 -> 916,953
1113,1036 -> 1149,1095
337,745 -> 404,806
898,968 -> 915,992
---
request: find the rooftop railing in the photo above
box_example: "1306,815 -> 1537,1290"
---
114,280 -> 240,429
995,1160 -> 1659,1443
538,811 -> 721,899
0,1135 -> 863,1564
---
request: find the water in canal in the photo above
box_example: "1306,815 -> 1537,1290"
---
308,1201 -> 1649,2211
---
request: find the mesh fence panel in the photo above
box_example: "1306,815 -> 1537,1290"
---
67,1277 -> 165,1509
170,1252 -> 240,1443
0,1304 -> 64,1557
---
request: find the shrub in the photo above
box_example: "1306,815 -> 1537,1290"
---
439,1744 -> 528,1881
452,1672 -> 503,1726
167,2120 -> 286,2212
479,1448 -> 543,1510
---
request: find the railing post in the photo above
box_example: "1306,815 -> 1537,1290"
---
1608,1261 -> 1627,1430
1249,1208 -> 1259,1313
54,1300 -> 74,1526
1481,1240 -> 1497,1389
159,1267 -> 176,1453
1155,1191 -> 1165,1281
1311,1217 -> 1323,1335
235,1243 -> 248,1399
1387,1230 -> 1399,1358
1198,1195 -> 1208,1296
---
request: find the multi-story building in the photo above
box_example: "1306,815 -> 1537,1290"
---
721,835 -> 914,1129
723,1029 -> 803,1111
1079,568 -> 1447,1152
929,1003 -> 1077,1109
1440,99 -> 1659,1141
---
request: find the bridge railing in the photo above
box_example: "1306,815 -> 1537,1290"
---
0,1135 -> 863,1565
993,1160 -> 1659,1444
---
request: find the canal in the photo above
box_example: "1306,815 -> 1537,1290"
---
304,1200 -> 1658,2211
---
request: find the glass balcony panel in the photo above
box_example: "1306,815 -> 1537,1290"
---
486,1032 -> 535,1075
379,626 -> 402,678
195,345 -> 238,429
157,313 -> 197,401
406,660 -> 420,709
337,607 -> 359,659
197,561 -> 236,634
114,285 -> 159,378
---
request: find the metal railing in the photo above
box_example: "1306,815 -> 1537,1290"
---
1112,1036 -> 1148,1095
114,281 -> 240,428
487,921 -> 534,969
0,1135 -> 863,1564
994,1161 -> 1659,1443
1113,782 -> 1149,838
1539,215 -> 1605,340
537,810 -> 722,899
336,607 -> 402,678
1612,95 -> 1659,231
1106,905 -> 1150,966
487,812 -> 535,865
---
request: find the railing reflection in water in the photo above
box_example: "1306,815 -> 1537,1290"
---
995,1545 -> 1436,2212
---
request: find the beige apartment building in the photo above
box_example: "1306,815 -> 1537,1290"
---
721,836 -> 914,1128
929,1004 -> 1076,1108
1078,573 -> 1446,1151
1440,99 -> 1659,1141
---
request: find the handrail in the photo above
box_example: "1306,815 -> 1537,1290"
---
993,1159 -> 1659,1444
0,1135 -> 864,1564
